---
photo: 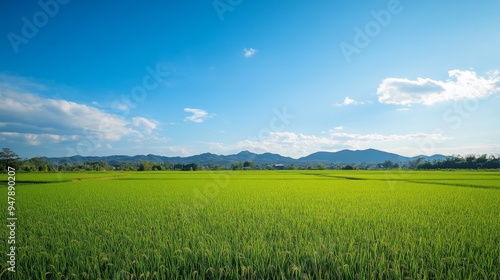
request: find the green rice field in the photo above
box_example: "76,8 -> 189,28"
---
1,170 -> 499,279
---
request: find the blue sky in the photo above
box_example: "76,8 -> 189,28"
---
1,0 -> 500,158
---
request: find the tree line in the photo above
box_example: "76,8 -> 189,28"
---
1,148 -> 499,172
412,154 -> 500,170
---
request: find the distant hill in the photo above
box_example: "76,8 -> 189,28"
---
298,149 -> 446,164
409,154 -> 448,162
299,149 -> 404,163
45,149 -> 446,166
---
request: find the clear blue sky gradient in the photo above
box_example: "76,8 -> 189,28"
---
1,0 -> 499,158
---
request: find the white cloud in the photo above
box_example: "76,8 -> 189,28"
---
334,97 -> 364,106
0,132 -> 79,146
163,146 -> 193,156
0,90 -> 136,141
0,76 -> 161,148
129,134 -> 171,144
377,69 -> 500,105
184,108 -> 212,123
333,126 -> 344,131
112,101 -> 130,112
132,117 -> 158,134
243,48 -> 258,58
329,131 -> 447,144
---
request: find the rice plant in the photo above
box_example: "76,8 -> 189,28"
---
0,170 -> 499,279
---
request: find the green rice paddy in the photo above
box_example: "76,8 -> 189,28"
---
1,170 -> 499,279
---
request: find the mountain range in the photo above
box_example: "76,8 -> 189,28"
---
44,149 -> 447,166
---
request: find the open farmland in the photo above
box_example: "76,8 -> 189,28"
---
1,170 -> 499,279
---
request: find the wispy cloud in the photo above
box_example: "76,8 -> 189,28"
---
243,48 -> 258,58
328,131 -> 448,143
0,73 -> 48,92
208,131 -> 336,158
377,69 -> 500,105
334,97 -> 364,106
207,131 -> 448,158
132,117 -> 158,134
0,132 -> 78,146
184,108 -> 213,123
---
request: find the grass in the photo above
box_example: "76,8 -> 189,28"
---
1,170 -> 499,279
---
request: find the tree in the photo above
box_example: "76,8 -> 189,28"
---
122,162 -> 136,171
207,162 -> 222,170
317,163 -> 327,170
152,164 -> 163,171
342,165 -> 355,170
163,161 -> 174,170
380,160 -> 399,169
183,163 -> 199,171
31,157 -> 50,172
231,162 -> 243,170
0,148 -> 21,172
408,157 -> 425,169
382,160 -> 392,169
21,159 -> 35,172
485,155 -> 500,169
138,161 -> 152,171
243,161 -> 255,170
97,161 -> 110,171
